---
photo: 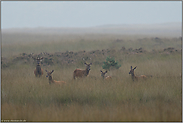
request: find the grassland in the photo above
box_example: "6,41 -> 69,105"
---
1,32 -> 182,122
2,32 -> 181,57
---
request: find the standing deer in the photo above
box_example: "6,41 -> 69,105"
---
45,70 -> 66,85
33,57 -> 43,77
100,70 -> 112,80
129,66 -> 147,81
73,62 -> 92,79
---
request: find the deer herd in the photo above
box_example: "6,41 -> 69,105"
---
33,56 -> 151,85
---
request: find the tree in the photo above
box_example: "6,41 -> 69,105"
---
102,56 -> 121,71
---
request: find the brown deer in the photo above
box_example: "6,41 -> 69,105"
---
129,66 -> 147,81
45,70 -> 66,85
73,62 -> 92,79
33,57 -> 43,77
100,70 -> 112,80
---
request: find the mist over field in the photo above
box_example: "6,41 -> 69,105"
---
2,22 -> 181,37
1,1 -> 182,121
1,22 -> 182,122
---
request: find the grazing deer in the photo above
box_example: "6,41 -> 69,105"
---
73,62 -> 92,79
33,57 -> 43,77
45,70 -> 66,85
100,70 -> 112,80
129,66 -> 147,81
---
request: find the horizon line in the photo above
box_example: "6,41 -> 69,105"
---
1,22 -> 181,30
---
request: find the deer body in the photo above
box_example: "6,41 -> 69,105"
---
33,57 -> 43,77
105,76 -> 112,80
45,70 -> 66,85
129,66 -> 147,81
73,63 -> 92,79
100,70 -> 112,80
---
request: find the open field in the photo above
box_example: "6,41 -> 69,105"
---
1,31 -> 182,122
2,25 -> 182,57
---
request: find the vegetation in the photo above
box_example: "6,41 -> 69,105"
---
102,56 -> 121,71
1,32 -> 182,122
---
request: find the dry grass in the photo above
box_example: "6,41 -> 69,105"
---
1,55 -> 182,121
1,33 -> 182,121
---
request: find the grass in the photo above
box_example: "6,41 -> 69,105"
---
2,56 -> 181,121
2,33 -> 181,57
1,33 -> 182,122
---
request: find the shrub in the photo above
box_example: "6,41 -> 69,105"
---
102,56 -> 121,71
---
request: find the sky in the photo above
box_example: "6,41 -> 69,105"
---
1,1 -> 182,29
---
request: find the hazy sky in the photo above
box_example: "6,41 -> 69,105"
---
1,1 -> 182,29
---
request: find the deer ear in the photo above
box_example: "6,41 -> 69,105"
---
133,66 -> 137,70
100,70 -> 103,73
45,70 -> 48,72
52,70 -> 54,73
90,63 -> 92,65
105,71 -> 107,73
131,66 -> 132,69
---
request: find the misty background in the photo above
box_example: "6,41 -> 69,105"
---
1,1 -> 182,36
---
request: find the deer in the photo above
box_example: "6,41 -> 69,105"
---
100,70 -> 112,80
33,57 -> 43,77
129,66 -> 147,81
73,62 -> 92,79
45,70 -> 66,85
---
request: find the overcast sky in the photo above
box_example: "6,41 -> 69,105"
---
1,1 -> 182,29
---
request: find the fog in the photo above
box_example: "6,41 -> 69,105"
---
2,22 -> 182,37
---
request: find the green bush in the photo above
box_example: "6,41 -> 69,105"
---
102,56 -> 121,71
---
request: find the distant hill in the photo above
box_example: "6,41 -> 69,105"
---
2,22 -> 181,37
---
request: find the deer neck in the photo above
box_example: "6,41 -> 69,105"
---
48,76 -> 54,84
36,65 -> 42,74
131,72 -> 137,78
102,76 -> 105,79
36,65 -> 41,70
85,68 -> 90,76
101,74 -> 105,79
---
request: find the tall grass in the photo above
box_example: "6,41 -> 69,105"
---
1,53 -> 181,121
1,33 -> 182,121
